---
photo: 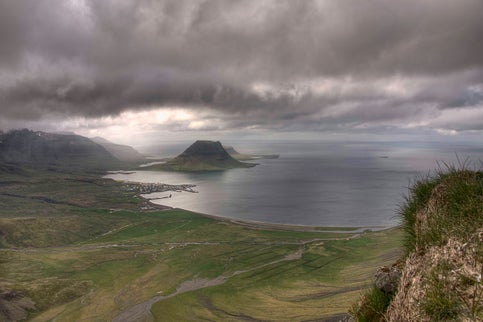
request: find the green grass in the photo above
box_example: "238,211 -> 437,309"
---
422,262 -> 463,321
0,228 -> 401,321
400,168 -> 483,253
398,173 -> 440,253
150,229 -> 403,321
350,286 -> 393,322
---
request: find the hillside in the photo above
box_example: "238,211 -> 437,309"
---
146,140 -> 256,171
351,169 -> 483,321
0,129 -> 122,169
91,136 -> 145,163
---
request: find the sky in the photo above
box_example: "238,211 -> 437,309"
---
1,0 -> 483,147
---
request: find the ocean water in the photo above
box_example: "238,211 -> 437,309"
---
105,140 -> 483,227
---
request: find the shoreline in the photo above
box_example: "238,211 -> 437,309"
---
139,192 -> 394,234
106,176 -> 396,234
170,207 -> 393,233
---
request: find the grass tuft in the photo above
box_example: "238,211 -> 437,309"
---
350,286 -> 393,322
398,173 -> 440,254
399,165 -> 483,253
422,262 -> 463,321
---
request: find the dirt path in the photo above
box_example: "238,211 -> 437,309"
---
0,233 -> 361,255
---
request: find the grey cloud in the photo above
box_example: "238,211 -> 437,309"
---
1,0 -> 483,133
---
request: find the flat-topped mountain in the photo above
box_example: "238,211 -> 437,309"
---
91,137 -> 145,163
178,141 -> 232,159
147,140 -> 256,171
0,129 -> 121,169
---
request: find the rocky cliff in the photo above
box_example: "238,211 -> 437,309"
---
352,169 -> 483,321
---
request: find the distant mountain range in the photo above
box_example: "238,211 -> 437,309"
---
0,130 -> 275,173
0,129 -> 143,170
91,137 -> 145,162
146,140 -> 256,171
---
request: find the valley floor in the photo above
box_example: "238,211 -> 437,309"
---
0,167 -> 402,321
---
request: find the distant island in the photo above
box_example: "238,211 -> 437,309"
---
223,146 -> 279,161
144,140 -> 257,171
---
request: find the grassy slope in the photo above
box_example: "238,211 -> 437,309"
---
0,168 -> 402,321
151,229 -> 402,321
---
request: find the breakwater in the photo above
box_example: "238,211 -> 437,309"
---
122,182 -> 197,194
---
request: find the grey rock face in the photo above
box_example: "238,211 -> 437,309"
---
374,265 -> 402,293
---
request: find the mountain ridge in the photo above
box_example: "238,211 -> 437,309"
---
91,136 -> 145,163
0,129 -> 122,169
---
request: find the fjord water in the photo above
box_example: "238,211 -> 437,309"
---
106,141 -> 483,227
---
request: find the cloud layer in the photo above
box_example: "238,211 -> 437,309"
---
1,0 -> 483,134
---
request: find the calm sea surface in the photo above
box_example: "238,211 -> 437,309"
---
105,141 -> 483,227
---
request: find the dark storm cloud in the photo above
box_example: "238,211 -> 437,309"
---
1,0 -> 483,132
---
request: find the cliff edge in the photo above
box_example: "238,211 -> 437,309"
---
351,169 -> 483,321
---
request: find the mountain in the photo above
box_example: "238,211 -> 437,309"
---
223,145 -> 279,161
0,129 -> 121,169
91,137 -> 145,163
146,140 -> 256,171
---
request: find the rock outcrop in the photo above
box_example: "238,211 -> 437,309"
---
374,263 -> 402,294
385,232 -> 482,321
352,170 -> 483,322
0,290 -> 35,322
